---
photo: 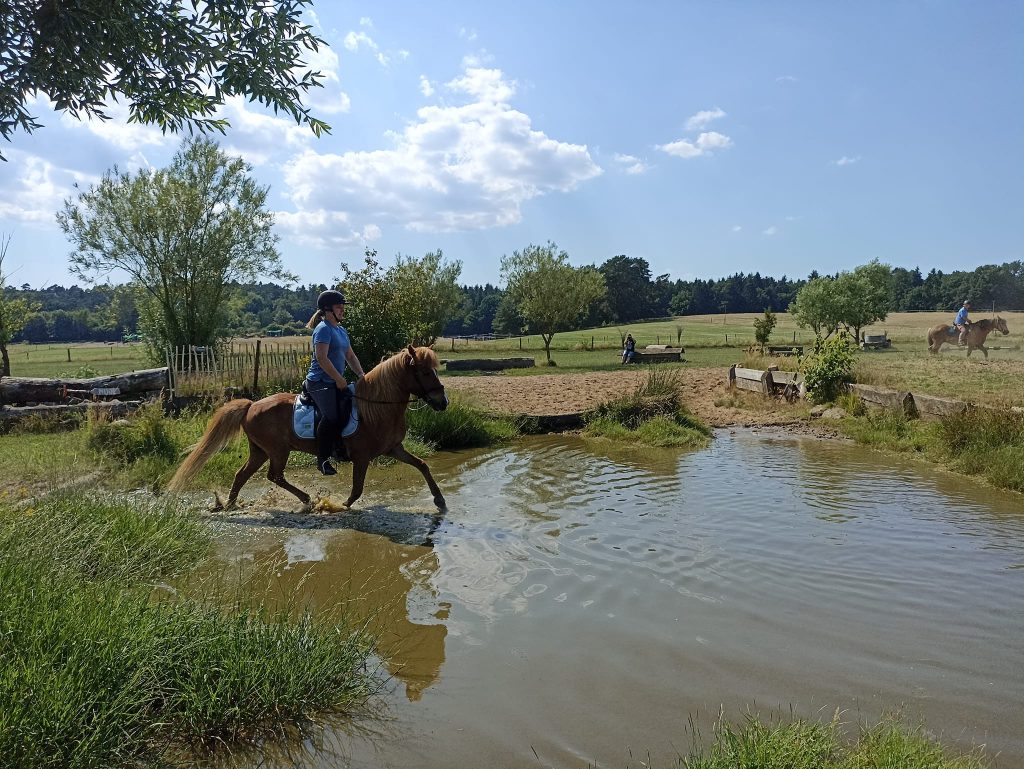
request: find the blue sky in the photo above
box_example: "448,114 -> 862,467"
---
1,1 -> 1021,289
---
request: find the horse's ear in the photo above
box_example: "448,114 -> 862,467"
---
404,347 -> 416,368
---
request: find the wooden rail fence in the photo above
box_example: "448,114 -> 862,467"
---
165,342 -> 309,397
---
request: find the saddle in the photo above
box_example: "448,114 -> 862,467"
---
293,382 -> 360,457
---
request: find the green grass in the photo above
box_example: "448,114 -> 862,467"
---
4,342 -> 151,378
837,403 -> 1024,493
679,712 -> 987,769
406,394 -> 520,449
0,492 -> 379,768
585,368 -> 712,448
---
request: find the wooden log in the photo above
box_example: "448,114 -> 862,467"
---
445,357 -> 535,371
848,383 -> 915,415
631,351 -> 682,363
0,368 -> 169,405
911,392 -> 970,418
0,400 -> 144,427
768,370 -> 801,387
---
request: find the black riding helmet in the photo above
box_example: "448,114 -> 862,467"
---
317,290 -> 348,310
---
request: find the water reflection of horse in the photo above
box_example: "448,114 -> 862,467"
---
927,317 -> 1010,358
169,346 -> 450,510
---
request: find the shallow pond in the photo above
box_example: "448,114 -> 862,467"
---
209,430 -> 1024,768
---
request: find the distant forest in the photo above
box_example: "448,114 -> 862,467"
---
5,259 -> 1023,344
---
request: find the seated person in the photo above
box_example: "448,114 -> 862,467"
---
621,333 -> 636,363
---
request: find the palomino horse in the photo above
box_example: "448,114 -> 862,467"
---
169,346 -> 449,510
926,316 -> 1010,358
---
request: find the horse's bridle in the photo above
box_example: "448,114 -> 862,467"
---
351,365 -> 445,406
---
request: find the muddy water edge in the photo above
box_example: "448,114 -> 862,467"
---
202,430 -> 1024,768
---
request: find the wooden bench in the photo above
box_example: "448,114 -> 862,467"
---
767,345 -> 804,356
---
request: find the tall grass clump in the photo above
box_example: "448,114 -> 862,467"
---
87,402 -> 180,464
0,492 -> 379,767
406,395 -> 519,449
937,406 -> 1024,492
679,712 -> 988,769
586,368 -> 711,448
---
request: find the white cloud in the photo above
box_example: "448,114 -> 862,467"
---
279,65 -> 601,246
685,107 -> 726,131
343,29 -> 392,66
419,75 -> 435,97
657,131 -> 733,159
218,97 -> 318,166
275,210 -> 383,249
832,155 -> 861,166
360,17 -> 373,27
732,225 -> 742,232
459,27 -> 479,41
613,153 -> 651,175
776,75 -> 798,84
447,67 -> 515,103
57,98 -> 173,152
0,151 -> 98,225
301,43 -> 351,115
762,226 -> 778,236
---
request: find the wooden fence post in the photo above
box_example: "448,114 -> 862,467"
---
252,339 -> 261,393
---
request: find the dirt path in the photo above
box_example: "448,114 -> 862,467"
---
442,366 -> 828,432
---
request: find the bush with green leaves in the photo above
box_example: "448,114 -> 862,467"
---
801,333 -> 855,403
752,307 -> 777,350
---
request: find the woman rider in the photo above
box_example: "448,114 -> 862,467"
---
305,290 -> 367,475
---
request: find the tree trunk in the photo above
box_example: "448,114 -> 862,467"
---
543,334 -> 553,363
0,368 -> 169,405
0,343 -> 9,379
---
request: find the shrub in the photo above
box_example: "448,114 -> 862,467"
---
406,396 -> 519,450
87,402 -> 180,464
802,333 -> 854,403
752,307 -> 777,350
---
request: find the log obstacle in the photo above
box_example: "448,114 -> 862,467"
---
0,368 -> 169,406
0,400 -> 145,429
847,384 -> 915,415
445,357 -> 535,372
629,346 -> 684,363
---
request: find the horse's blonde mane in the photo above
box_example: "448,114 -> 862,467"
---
356,346 -> 440,425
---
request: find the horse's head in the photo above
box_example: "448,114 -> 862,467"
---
996,316 -> 1010,335
402,345 -> 448,411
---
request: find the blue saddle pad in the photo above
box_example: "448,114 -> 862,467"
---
293,383 -> 359,439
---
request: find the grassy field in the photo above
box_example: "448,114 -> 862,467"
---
5,312 -> 1022,407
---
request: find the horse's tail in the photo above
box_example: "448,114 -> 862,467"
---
168,399 -> 253,491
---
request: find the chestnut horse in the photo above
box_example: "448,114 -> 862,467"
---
168,345 -> 449,510
926,316 -> 1010,358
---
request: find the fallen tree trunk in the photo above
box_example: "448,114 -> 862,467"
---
847,383 -> 916,415
0,368 -> 168,405
0,400 -> 145,428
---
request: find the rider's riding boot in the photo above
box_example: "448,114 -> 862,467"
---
959,330 -> 968,346
316,420 -> 338,475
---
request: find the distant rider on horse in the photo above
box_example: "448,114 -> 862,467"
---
955,300 -> 971,346
306,290 -> 367,476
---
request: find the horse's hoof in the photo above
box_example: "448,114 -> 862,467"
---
434,496 -> 447,511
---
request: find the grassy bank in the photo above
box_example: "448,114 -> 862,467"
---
0,492 -> 379,768
836,401 -> 1024,493
585,369 -> 712,448
680,712 -> 986,769
406,394 -> 520,450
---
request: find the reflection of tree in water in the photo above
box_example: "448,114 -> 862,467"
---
211,510 -> 448,702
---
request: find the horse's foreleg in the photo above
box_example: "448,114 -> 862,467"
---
226,441 -> 269,508
389,443 -> 446,510
345,459 -> 368,509
267,453 -> 310,507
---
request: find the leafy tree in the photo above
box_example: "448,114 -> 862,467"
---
337,250 -> 409,369
0,235 -> 40,376
752,307 -> 777,350
802,333 -> 855,404
500,242 -> 606,364
1,0 -> 329,158
391,251 -> 463,346
834,260 -> 891,342
598,255 -> 655,322
58,138 -> 292,355
790,277 -> 843,339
